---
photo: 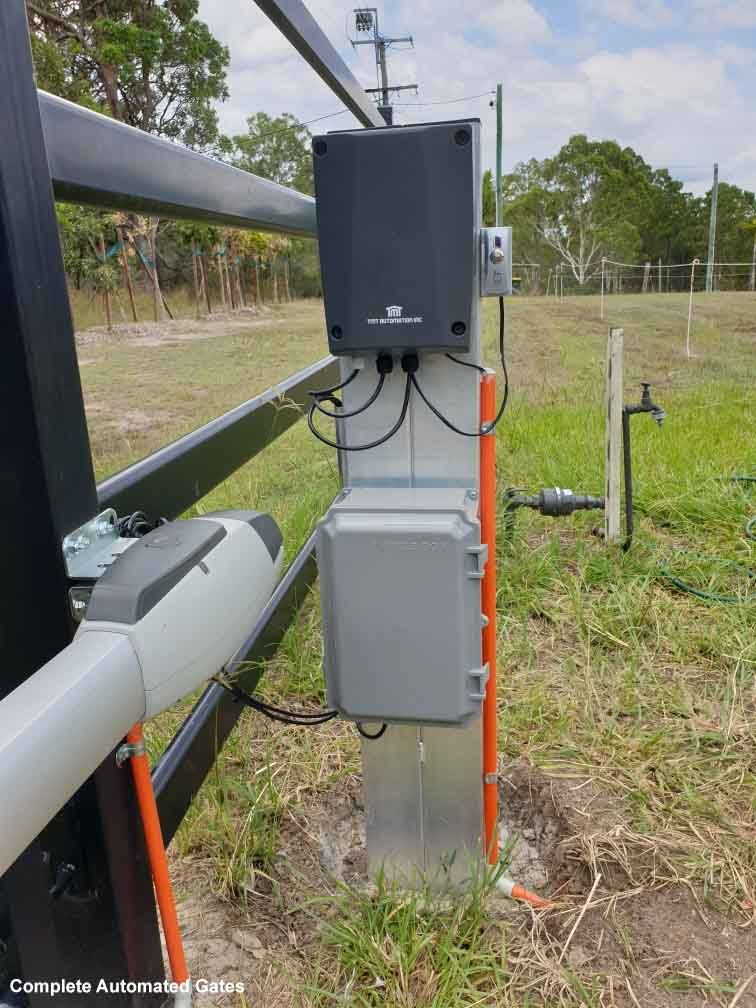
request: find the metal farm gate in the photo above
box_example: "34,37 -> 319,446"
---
0,2 -> 384,1002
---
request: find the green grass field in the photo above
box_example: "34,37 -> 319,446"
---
77,292 -> 756,1007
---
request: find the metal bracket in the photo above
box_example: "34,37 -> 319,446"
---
115,740 -> 145,767
63,507 -> 137,579
483,772 -> 498,785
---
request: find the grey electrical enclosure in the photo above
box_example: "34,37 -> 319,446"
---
480,226 -> 513,297
312,120 -> 479,356
317,488 -> 488,725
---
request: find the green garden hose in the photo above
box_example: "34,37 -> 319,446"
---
660,474 -> 755,603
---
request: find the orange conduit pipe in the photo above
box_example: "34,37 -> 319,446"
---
480,371 -> 499,864
125,724 -> 190,989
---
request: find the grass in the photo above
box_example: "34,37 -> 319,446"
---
76,290 -> 756,1006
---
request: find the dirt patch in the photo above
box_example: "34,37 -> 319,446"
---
168,761 -> 756,1006
74,308 -> 284,347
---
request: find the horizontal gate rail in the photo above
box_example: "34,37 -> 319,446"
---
39,92 -> 318,235
98,356 -> 338,520
254,0 -> 385,129
153,530 -> 319,844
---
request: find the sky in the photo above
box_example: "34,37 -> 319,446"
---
197,0 -> 756,196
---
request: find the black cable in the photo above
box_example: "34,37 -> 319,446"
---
356,722 -> 387,740
117,511 -> 167,538
445,353 -> 485,374
308,367 -> 360,400
417,296 -> 509,437
312,373 -> 385,419
307,372 -> 412,452
215,678 -> 338,726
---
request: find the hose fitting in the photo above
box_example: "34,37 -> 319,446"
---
505,487 -> 605,518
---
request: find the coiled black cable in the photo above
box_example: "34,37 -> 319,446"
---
307,372 -> 412,452
308,367 -> 360,400
311,372 -> 386,419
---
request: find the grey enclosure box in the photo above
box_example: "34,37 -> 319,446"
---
313,120 -> 479,356
480,226 -> 513,297
317,488 -> 488,725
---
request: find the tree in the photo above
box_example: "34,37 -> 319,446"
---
504,136 -> 658,284
481,169 -> 495,227
230,113 -> 314,194
26,0 -> 229,150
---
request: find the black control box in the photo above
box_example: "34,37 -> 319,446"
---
312,119 -> 478,356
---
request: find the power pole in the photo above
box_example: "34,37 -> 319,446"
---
495,83 -> 502,226
351,8 -> 416,125
706,162 -> 719,293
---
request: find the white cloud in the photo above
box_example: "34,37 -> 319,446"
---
197,0 -> 756,195
578,0 -> 673,29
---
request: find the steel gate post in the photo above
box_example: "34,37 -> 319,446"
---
0,2 -> 164,1003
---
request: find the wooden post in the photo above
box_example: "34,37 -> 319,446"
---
216,247 -> 226,310
686,258 -> 700,358
600,257 -> 606,319
236,256 -> 246,307
642,260 -> 650,293
118,231 -> 138,322
272,257 -> 279,304
201,252 -> 212,314
99,234 -> 112,330
190,239 -> 201,318
255,256 -> 263,306
224,246 -> 235,310
658,257 -> 662,293
604,327 -> 624,545
147,228 -> 165,322
284,255 -> 292,301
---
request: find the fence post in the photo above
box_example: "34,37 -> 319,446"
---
600,257 -> 606,319
191,239 -> 202,317
658,257 -> 662,293
119,228 -> 139,322
0,3 -> 164,1002
686,258 -> 700,358
604,327 -> 624,545
642,260 -> 650,293
99,234 -> 113,331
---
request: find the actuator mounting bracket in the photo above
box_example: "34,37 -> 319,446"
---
62,507 -> 139,622
62,508 -> 136,579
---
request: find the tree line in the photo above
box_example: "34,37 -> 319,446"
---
29,4 -> 756,306
484,134 -> 756,287
27,0 -> 321,317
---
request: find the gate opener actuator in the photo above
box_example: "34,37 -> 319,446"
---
0,510 -> 282,876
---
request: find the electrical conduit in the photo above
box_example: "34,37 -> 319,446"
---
480,371 -> 499,863
125,724 -> 191,1006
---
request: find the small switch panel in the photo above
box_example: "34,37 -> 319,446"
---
480,226 -> 513,297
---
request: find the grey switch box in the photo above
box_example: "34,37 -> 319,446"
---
480,226 -> 513,297
317,488 -> 488,725
312,120 -> 479,356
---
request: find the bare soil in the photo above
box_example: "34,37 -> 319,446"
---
170,760 -> 756,1007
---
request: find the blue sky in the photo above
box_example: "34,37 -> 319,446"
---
198,0 -> 756,195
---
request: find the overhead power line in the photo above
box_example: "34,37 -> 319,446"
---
394,90 -> 496,107
249,109 -> 350,140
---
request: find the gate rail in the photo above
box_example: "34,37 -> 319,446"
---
0,1 -> 372,1002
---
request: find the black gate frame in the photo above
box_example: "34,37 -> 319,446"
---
0,1 -> 382,1003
